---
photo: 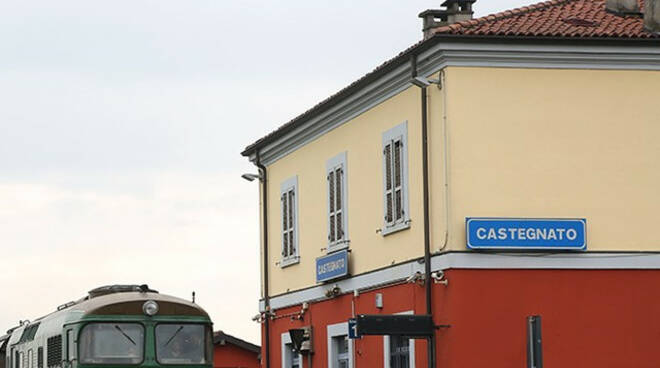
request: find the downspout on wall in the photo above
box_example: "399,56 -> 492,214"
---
255,152 -> 270,368
411,54 -> 437,368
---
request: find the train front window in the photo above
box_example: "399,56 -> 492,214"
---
79,323 -> 144,365
155,324 -> 211,365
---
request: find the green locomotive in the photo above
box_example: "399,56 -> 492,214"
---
1,285 -> 212,368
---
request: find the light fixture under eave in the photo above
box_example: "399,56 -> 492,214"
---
241,173 -> 262,182
411,76 -> 441,89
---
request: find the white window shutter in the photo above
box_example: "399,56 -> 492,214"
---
326,152 -> 348,251
384,142 -> 394,224
280,176 -> 299,266
382,122 -> 409,234
282,192 -> 288,256
335,167 -> 343,241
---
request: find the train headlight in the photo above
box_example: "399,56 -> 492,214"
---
143,300 -> 159,316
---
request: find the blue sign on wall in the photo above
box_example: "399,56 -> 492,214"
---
348,318 -> 360,339
316,249 -> 349,283
466,218 -> 586,250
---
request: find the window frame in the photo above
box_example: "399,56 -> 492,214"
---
327,322 -> 354,368
382,310 -> 415,368
77,322 -> 145,366
154,323 -> 212,366
326,152 -> 349,253
381,121 -> 410,236
280,332 -> 302,368
280,176 -> 300,267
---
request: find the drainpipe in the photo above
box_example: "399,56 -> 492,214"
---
255,152 -> 270,368
411,55 -> 436,368
422,76 -> 437,368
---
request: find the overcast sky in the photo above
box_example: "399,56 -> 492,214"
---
0,0 -> 530,344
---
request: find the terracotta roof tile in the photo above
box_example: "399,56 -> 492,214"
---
433,0 -> 659,38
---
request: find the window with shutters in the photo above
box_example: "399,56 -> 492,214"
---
383,311 -> 415,368
388,335 -> 411,368
327,322 -> 354,368
280,176 -> 300,267
326,152 -> 348,252
382,122 -> 410,235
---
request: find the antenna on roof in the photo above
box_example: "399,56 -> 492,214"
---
192,291 -> 196,304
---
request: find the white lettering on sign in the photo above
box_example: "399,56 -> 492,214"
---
475,227 -> 579,241
566,229 -> 577,240
318,258 -> 345,275
477,228 -> 486,239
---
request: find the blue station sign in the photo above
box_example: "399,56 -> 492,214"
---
316,249 -> 349,283
466,218 -> 586,250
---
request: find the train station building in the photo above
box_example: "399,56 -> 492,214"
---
242,0 -> 660,367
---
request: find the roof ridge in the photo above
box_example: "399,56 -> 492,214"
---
433,0 -> 577,33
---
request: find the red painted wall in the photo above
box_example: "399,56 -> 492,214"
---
437,269 -> 660,368
261,269 -> 660,367
263,282 -> 427,368
214,343 -> 259,368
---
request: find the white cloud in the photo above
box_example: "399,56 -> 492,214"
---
0,171 -> 261,343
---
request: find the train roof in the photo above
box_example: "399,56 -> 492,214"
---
0,334 -> 8,351
5,285 -> 210,345
29,284 -> 210,321
64,291 -> 209,318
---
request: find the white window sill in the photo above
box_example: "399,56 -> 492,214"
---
327,240 -> 350,254
280,256 -> 300,268
381,221 -> 411,236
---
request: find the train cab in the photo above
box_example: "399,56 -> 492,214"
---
2,285 -> 213,368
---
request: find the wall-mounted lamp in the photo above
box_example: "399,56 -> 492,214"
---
241,173 -> 263,182
325,284 -> 341,298
432,270 -> 449,286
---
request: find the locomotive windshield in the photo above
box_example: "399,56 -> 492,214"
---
79,323 -> 144,365
155,324 -> 211,365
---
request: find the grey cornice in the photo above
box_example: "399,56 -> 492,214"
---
250,40 -> 660,166
259,251 -> 660,312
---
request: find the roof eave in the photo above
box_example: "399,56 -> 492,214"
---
241,33 -> 660,160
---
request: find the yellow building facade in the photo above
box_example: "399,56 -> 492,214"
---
257,65 -> 660,295
243,1 -> 660,367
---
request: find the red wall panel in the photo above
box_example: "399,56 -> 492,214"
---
214,343 -> 259,368
261,269 -> 660,367
439,269 -> 660,368
262,282 -> 427,368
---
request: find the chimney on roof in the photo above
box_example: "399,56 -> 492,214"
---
645,0 -> 660,33
419,0 -> 476,39
605,0 -> 640,15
